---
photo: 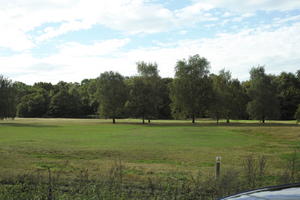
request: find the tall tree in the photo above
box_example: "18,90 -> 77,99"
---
126,62 -> 162,123
274,72 -> 300,120
78,79 -> 99,116
137,62 -> 161,123
97,71 -> 127,123
210,70 -> 232,123
126,77 -> 150,123
295,104 -> 300,124
247,66 -> 279,123
170,55 -> 212,123
13,81 -> 31,105
210,72 -> 249,123
229,79 -> 249,120
137,61 -> 159,77
157,78 -> 173,119
0,75 -> 16,119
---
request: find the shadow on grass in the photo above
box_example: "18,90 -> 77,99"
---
0,123 -> 58,128
97,121 -> 300,127
1,118 -> 298,128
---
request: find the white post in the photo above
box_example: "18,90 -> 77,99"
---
216,156 -> 221,179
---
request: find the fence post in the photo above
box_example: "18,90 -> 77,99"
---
216,156 -> 221,179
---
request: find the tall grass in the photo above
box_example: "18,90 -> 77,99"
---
1,154 -> 300,200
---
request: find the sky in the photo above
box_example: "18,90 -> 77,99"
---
0,0 -> 300,84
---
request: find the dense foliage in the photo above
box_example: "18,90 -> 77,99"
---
0,75 -> 16,119
247,67 -> 280,123
97,71 -> 127,123
170,55 -> 212,123
126,62 -> 162,123
295,104 -> 300,123
1,55 -> 300,122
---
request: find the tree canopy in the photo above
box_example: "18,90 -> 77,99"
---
0,55 -> 299,123
210,70 -> 232,123
295,104 -> 300,123
247,66 -> 280,123
170,54 -> 212,123
0,75 -> 16,119
126,62 -> 163,123
97,71 -> 127,123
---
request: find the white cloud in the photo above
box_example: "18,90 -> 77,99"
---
1,0 -> 300,52
57,39 -> 130,57
37,20 -> 94,42
0,28 -> 34,51
275,15 -> 300,24
0,0 -> 219,50
1,0 -> 299,83
196,0 -> 300,12
0,0 -> 82,50
2,22 -> 300,84
223,12 -> 233,17
0,38 -> 130,83
174,2 -> 217,25
179,30 -> 187,35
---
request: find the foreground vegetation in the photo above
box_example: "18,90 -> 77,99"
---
2,156 -> 298,200
1,118 -> 300,199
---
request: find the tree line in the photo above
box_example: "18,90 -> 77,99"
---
1,54 -> 300,123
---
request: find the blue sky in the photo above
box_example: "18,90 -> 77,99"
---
0,0 -> 300,84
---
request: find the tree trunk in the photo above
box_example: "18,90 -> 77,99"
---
192,114 -> 195,124
142,115 -> 145,124
148,119 -> 151,123
226,118 -> 230,123
216,118 -> 219,124
112,118 -> 115,124
262,117 -> 265,124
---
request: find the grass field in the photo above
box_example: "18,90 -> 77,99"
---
0,118 -> 299,181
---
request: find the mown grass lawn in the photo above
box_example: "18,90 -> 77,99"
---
0,118 -> 299,179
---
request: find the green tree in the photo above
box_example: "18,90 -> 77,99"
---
137,62 -> 162,123
137,61 -> 159,77
170,55 -> 212,123
126,62 -> 162,123
68,84 -> 84,116
78,79 -> 99,116
33,82 -> 53,91
210,73 -> 249,123
0,75 -> 16,119
48,89 -> 72,117
48,87 -> 82,118
17,89 -> 49,117
247,66 -> 279,123
210,70 -> 232,124
87,79 -> 99,114
126,77 -> 151,124
295,104 -> 300,124
157,78 -> 173,119
229,79 -> 249,120
13,81 -> 31,105
274,72 -> 300,120
97,71 -> 127,123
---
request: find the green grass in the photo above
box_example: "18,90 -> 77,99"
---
0,118 -> 299,178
